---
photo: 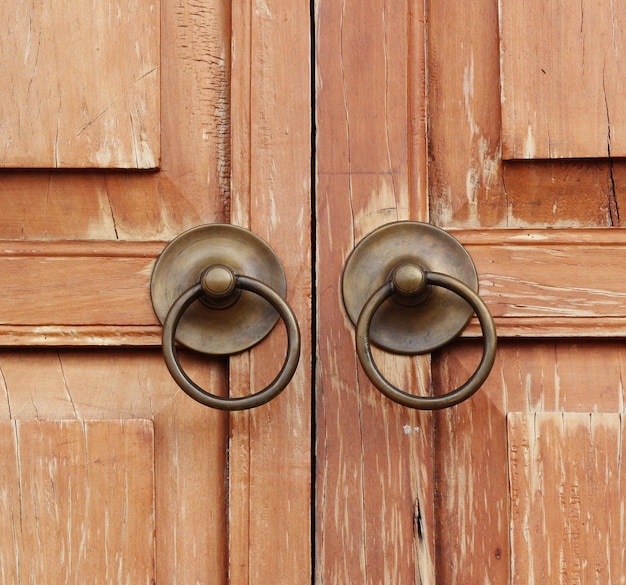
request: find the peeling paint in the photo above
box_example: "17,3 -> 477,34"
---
523,125 -> 536,158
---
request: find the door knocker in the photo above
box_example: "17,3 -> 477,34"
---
151,224 -> 300,410
342,221 -> 497,410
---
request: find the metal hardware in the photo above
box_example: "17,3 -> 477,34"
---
151,224 -> 300,410
342,221 -> 497,409
151,224 -> 288,355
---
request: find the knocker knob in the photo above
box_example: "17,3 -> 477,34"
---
199,265 -> 241,309
202,265 -> 236,297
389,263 -> 431,306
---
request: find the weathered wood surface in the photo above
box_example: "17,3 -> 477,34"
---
315,0 -> 434,582
500,0 -> 626,159
1,0 -> 160,168
433,340 -> 626,584
1,0 -> 313,580
508,412 -> 626,583
230,35 -> 312,585
227,0 -> 312,582
457,229 -> 626,337
0,349 -> 228,583
3,231 -> 626,344
0,419 -> 155,583
314,0 -> 626,583
427,0 -> 626,228
0,0 -> 229,240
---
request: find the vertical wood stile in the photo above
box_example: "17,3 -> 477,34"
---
229,0 -> 312,583
315,0 -> 434,582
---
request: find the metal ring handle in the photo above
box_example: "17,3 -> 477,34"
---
356,271 -> 497,410
163,274 -> 300,411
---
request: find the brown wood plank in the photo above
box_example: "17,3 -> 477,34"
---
499,0 -> 626,159
1,0 -> 159,168
0,241 -> 161,345
433,345 -> 510,584
0,348 -> 228,584
427,0 -> 506,228
227,0 -> 312,581
0,419 -> 155,583
508,412 -> 626,582
456,229 -> 626,337
0,255 -> 156,326
433,340 -> 626,584
3,230 -> 626,345
315,0 -> 435,581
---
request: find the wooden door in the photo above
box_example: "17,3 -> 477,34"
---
0,0 -> 310,583
5,0 -> 625,582
316,0 -> 626,582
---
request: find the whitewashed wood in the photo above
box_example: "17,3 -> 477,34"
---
0,419 -> 155,583
499,0 -> 626,159
1,0 -> 160,168
228,0 -> 312,581
508,412 -> 626,583
0,349 -> 229,583
315,0 -> 434,581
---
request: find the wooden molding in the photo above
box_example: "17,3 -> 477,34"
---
455,229 -> 626,337
0,240 -> 164,346
0,230 -> 625,345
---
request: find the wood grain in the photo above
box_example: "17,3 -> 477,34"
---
427,0 -> 626,228
315,0 -> 434,581
0,348 -> 229,583
0,241 -> 162,345
508,412 -> 626,583
500,0 -> 626,159
0,419 -> 155,583
4,230 -> 626,345
1,0 -> 160,168
0,0 -> 230,241
427,0 -> 505,228
456,229 -> 626,337
228,0 -> 312,582
432,340 -> 626,584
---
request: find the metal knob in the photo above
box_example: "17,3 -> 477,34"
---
342,221 -> 497,410
151,225 -> 300,410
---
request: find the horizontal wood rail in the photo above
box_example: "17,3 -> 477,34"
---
0,230 -> 625,345
0,240 -> 163,346
456,229 -> 626,337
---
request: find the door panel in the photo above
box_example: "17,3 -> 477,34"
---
0,349 -> 229,582
316,0 -> 626,584
0,419 -> 155,583
499,0 -> 626,159
433,342 -> 626,583
1,0 -> 160,169
0,0 -> 311,582
427,0 -> 626,229
508,412 -> 626,582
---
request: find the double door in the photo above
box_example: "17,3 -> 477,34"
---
2,0 -> 625,582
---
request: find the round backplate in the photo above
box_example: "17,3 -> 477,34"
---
342,222 -> 478,354
151,224 -> 286,355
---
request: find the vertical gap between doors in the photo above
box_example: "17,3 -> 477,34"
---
309,0 -> 317,582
